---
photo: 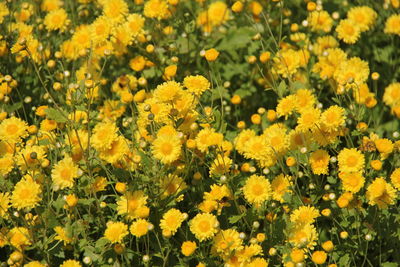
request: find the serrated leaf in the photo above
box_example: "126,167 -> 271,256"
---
228,214 -> 245,224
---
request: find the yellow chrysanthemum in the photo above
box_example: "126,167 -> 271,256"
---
54,226 -> 73,245
296,107 -> 321,132
276,95 -> 297,118
242,175 -> 272,206
153,81 -> 183,102
290,206 -> 320,226
160,208 -> 185,237
117,191 -> 148,220
159,174 -> 187,199
336,19 -> 361,44
189,213 -> 218,241
295,89 -> 316,112
212,229 -> 243,257
51,156 -> 79,190
288,223 -> 318,249
183,75 -> 210,96
44,8 -> 70,32
390,168 -> 400,190
130,219 -> 150,237
320,105 -> 346,132
104,221 -> 129,243
0,117 -> 28,143
24,261 -> 46,267
91,121 -> 119,151
11,176 -> 41,210
339,172 -> 365,193
98,135 -> 129,164
0,192 -> 10,218
307,11 -> 333,32
152,134 -> 181,164
143,0 -> 170,20
195,127 -> 224,153
60,260 -> 82,267
383,82 -> 400,107
273,49 -> 301,78
384,14 -> 400,36
101,0 -> 128,23
271,174 -> 292,203
366,177 -> 397,209
338,148 -> 365,173
334,57 -> 369,88
309,149 -> 330,175
209,155 -> 232,177
126,14 -> 145,37
347,6 -> 377,32
0,154 -> 14,177
8,227 -> 32,250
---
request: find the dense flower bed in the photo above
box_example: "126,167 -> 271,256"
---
0,0 -> 400,266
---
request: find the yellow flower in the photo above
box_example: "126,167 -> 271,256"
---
383,82 -> 400,107
205,48 -> 220,62
129,55 -> 146,72
290,206 -> 319,226
189,213 -> 218,241
209,155 -> 232,177
312,250 -> 327,264
126,14 -> 145,37
212,229 -> 243,256
295,89 -> 316,113
242,175 -> 272,206
11,175 -> 42,210
0,116 -> 28,143
271,174 -> 292,202
366,177 -> 397,209
273,49 -> 301,78
309,149 -> 330,175
91,121 -> 119,151
334,57 -> 369,88
384,14 -> 400,36
288,223 -> 318,249
0,192 -> 10,218
195,127 -> 224,152
101,0 -> 129,23
181,241 -> 197,256
183,75 -> 210,96
347,6 -> 377,32
98,135 -> 129,164
339,172 -> 365,193
338,148 -> 365,173
0,154 -> 13,177
143,0 -> 170,20
291,248 -> 305,263
296,107 -> 321,132
90,16 -> 112,45
8,227 -> 32,250
24,261 -> 46,267
390,168 -> 400,190
130,219 -> 150,237
51,156 -> 79,190
160,208 -> 185,237
44,8 -> 70,32
153,81 -> 183,102
248,258 -> 268,267
336,19 -> 361,44
104,221 -> 129,243
117,191 -> 148,220
159,174 -> 187,199
320,105 -> 346,132
54,226 -> 73,245
152,134 -> 181,164
60,260 -> 82,267
276,95 -> 297,118
307,11 -> 333,32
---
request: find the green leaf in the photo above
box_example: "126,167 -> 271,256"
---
228,214 -> 245,224
217,27 -> 257,51
382,263 -> 398,267
45,108 -> 68,123
338,254 -> 350,266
